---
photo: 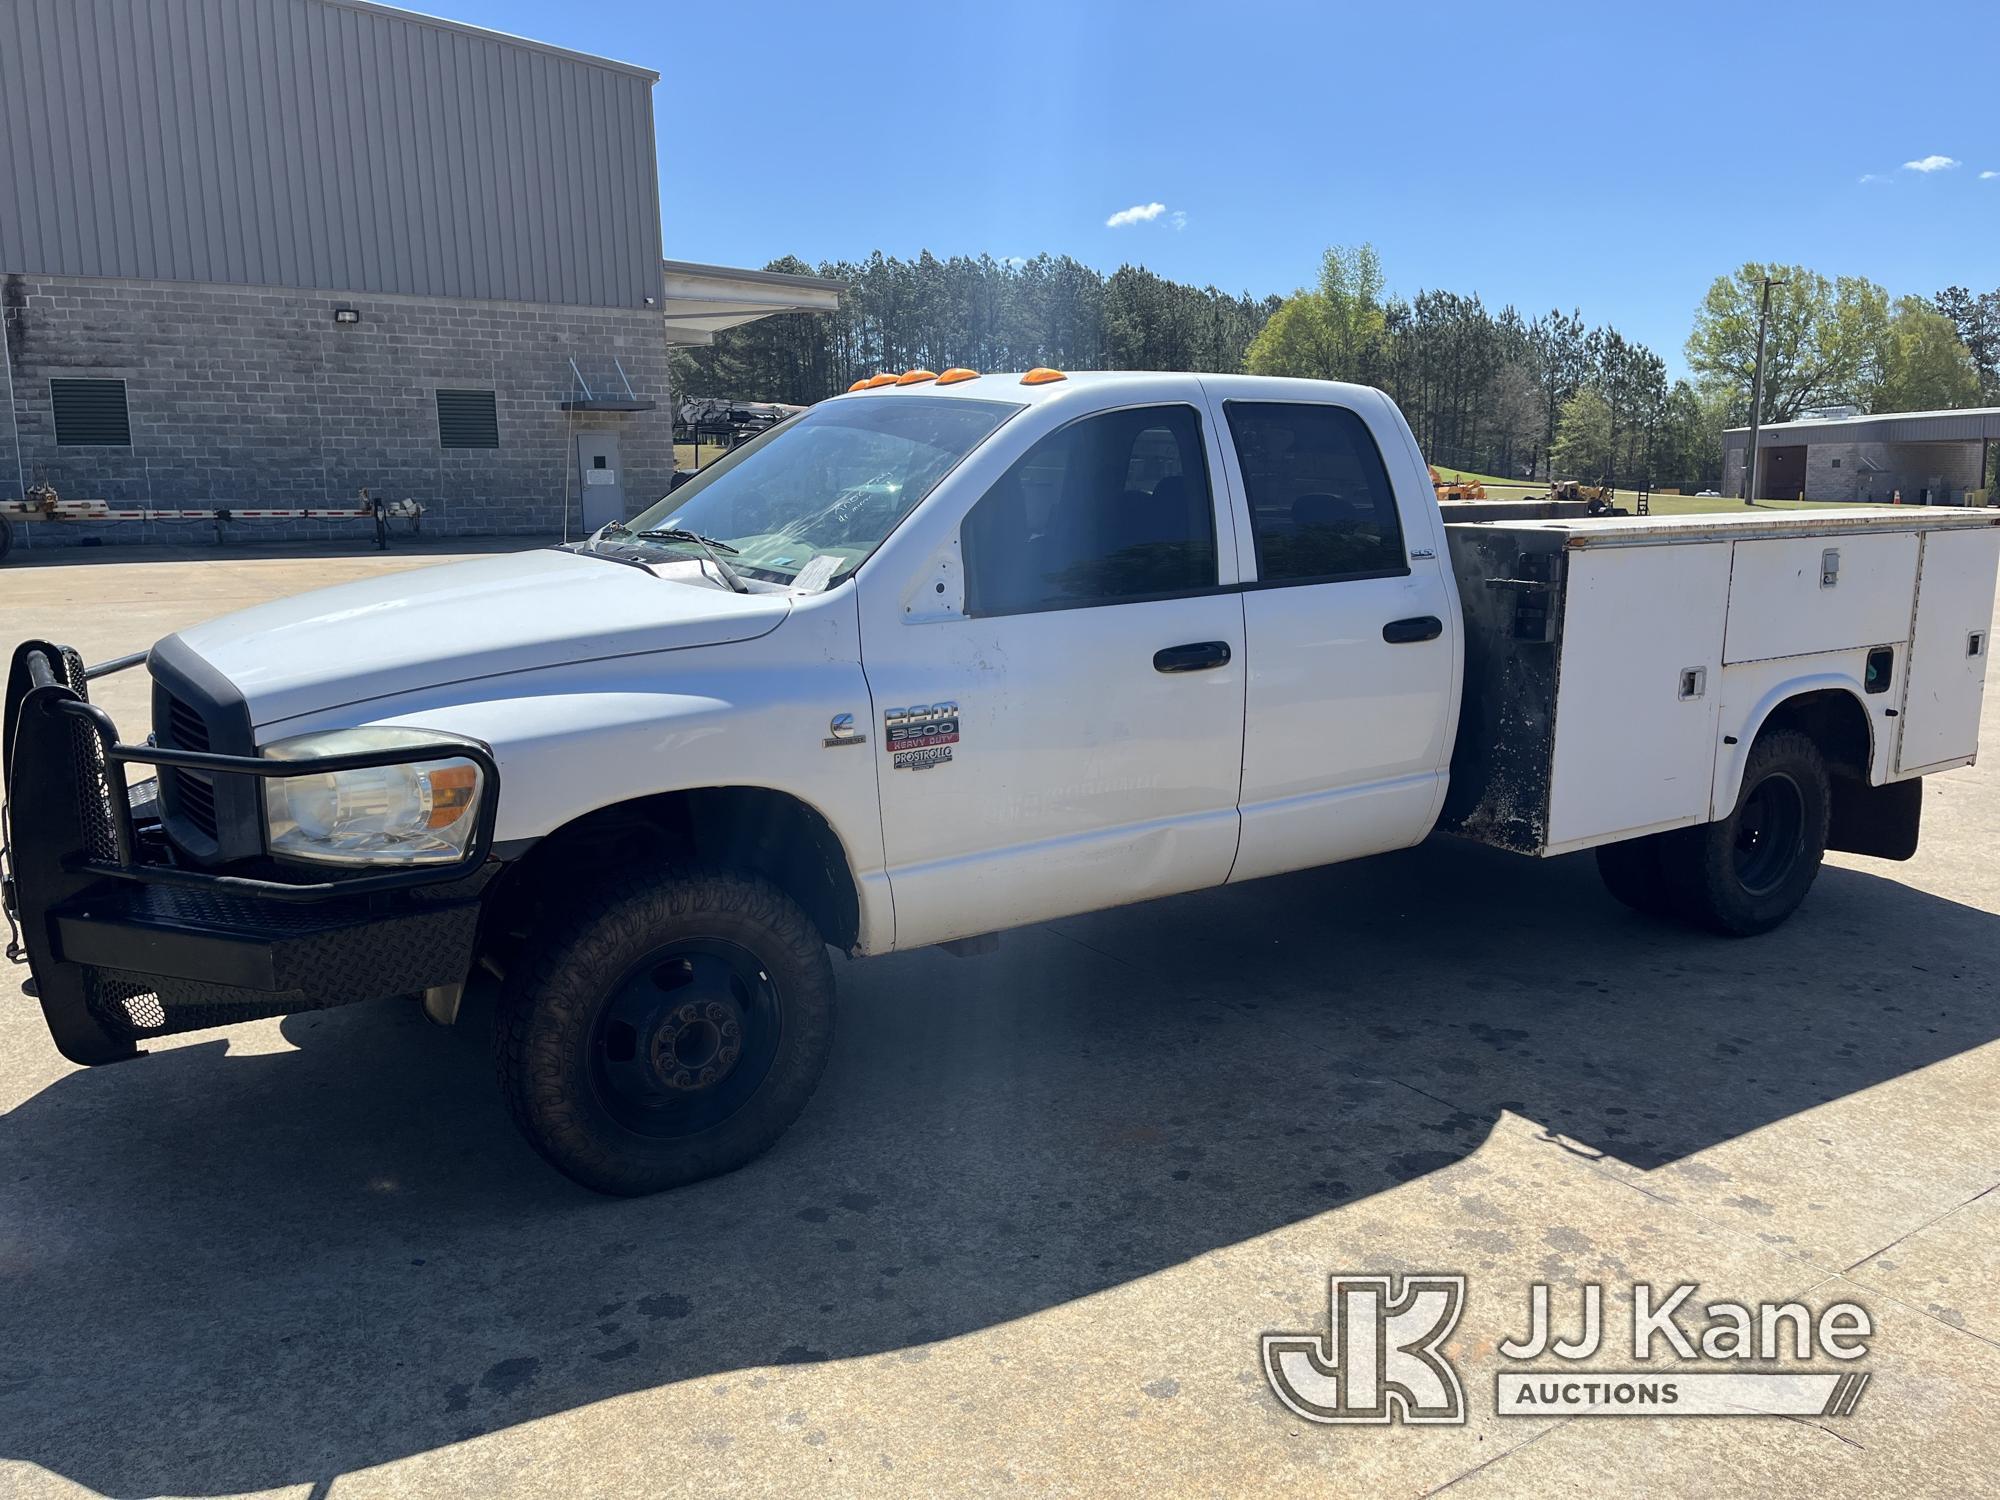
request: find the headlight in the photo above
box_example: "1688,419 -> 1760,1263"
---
262,727 -> 486,866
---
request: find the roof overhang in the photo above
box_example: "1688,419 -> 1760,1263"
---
660,259 -> 845,346
1724,407 -> 2000,450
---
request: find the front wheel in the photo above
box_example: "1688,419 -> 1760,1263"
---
494,868 -> 835,1195
1660,730 -> 1830,936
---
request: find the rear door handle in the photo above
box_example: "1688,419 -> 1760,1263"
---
1382,615 -> 1443,644
1153,640 -> 1232,673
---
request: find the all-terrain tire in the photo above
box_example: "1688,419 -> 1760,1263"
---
494,866 -> 835,1195
1660,730 -> 1830,937
1594,833 -> 1676,917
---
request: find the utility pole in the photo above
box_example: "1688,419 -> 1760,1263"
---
1741,275 -> 1787,504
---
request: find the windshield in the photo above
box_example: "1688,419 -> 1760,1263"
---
616,395 -> 1021,586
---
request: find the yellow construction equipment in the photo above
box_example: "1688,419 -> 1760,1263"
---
1429,465 -> 1487,502
1548,478 -> 1619,515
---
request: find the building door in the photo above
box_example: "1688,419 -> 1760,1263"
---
578,432 -> 626,531
1762,444 -> 1807,501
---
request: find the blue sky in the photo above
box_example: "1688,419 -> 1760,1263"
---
450,0 -> 1992,375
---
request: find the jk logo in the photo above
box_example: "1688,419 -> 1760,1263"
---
1263,1274 -> 1468,1425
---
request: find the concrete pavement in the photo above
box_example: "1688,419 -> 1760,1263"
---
2,541 -> 1997,1498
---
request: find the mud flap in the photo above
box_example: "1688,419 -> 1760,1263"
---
1827,774 -> 1922,862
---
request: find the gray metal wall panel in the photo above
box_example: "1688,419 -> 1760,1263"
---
0,0 -> 662,307
1726,409 -> 2000,451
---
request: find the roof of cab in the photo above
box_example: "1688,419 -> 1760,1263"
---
827,370 -> 1388,406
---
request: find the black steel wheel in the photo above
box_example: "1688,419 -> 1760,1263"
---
496,867 -> 835,1195
1731,770 -> 1807,897
589,939 -> 782,1138
1660,730 -> 1830,937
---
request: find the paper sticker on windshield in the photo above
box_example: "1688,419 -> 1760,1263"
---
791,554 -> 839,593
885,701 -> 958,771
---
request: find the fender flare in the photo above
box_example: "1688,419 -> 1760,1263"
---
1711,672 -> 1875,819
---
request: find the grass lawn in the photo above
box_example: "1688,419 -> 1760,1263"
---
1423,461 -> 1905,516
672,442 -> 731,470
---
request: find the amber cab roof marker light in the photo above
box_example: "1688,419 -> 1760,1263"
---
935,368 -> 980,385
847,378 -> 871,393
896,369 -> 939,385
1021,367 -> 1067,385
864,372 -> 900,388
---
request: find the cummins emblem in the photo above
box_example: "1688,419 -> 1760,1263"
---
885,701 -> 958,771
822,713 -> 866,748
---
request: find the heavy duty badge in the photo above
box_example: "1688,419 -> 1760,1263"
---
885,701 -> 958,770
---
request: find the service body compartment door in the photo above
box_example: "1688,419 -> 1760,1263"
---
1543,542 -> 1731,849
1896,527 -> 2000,775
1723,533 -> 1919,664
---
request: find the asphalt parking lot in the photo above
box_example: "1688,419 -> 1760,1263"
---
3,540 -> 1998,1498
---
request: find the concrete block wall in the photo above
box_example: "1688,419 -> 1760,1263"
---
1805,442 -> 1868,502
1725,439 -> 1986,504
1,272 -> 674,547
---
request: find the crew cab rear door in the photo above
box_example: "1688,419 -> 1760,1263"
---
1203,382 -> 1459,883
857,382 -> 1248,950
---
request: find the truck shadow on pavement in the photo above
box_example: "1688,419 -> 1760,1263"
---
2,835 -> 1995,1494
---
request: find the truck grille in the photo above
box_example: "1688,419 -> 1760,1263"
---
158,689 -> 220,840
165,695 -> 211,752
148,637 -> 259,862
158,688 -> 223,840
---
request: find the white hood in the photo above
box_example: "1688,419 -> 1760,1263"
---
168,548 -> 790,727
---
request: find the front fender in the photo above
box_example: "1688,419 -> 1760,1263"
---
254,598 -> 894,950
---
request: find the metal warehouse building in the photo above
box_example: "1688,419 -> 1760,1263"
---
0,0 -> 839,545
1723,407 -> 2000,506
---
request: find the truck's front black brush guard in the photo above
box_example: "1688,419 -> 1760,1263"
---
2,640 -> 499,1064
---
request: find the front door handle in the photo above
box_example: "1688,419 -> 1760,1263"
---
1382,615 -> 1443,644
1153,640 -> 1232,673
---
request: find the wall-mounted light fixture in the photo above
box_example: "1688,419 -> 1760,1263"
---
333,307 -> 361,325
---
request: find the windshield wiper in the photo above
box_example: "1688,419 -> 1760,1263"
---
634,527 -> 750,593
637,527 -> 740,555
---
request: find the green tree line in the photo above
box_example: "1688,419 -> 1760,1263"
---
673,251 -> 1277,406
1241,245 -> 1707,486
678,245 -> 1997,493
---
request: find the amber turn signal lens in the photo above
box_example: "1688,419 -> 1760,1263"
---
424,764 -> 480,829
1021,367 -> 1067,385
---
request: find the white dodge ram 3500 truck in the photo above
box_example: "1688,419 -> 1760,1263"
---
5,372 -> 1997,1194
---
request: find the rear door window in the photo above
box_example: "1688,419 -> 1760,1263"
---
1224,401 -> 1408,584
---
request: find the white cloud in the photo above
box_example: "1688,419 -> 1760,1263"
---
1169,210 -> 1189,231
1982,170 -> 1998,180
1105,201 -> 1167,228
1901,154 -> 1959,173
1001,255 -> 1028,266
1858,172 -> 1889,184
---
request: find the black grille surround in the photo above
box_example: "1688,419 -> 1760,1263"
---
148,634 -> 262,864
